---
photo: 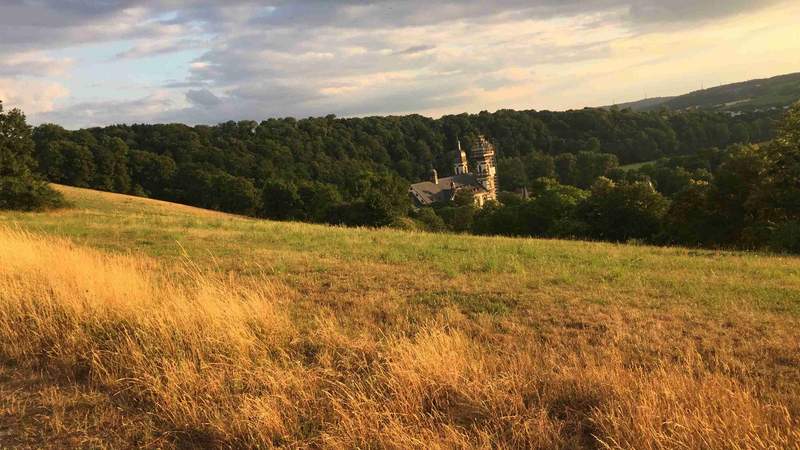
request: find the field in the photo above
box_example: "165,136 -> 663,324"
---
617,160 -> 657,171
1,185 -> 799,449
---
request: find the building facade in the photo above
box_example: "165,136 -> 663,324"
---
409,135 -> 498,207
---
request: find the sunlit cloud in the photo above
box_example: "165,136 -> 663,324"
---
0,0 -> 797,128
0,79 -> 69,115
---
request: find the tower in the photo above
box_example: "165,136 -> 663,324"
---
470,135 -> 497,200
453,139 -> 469,175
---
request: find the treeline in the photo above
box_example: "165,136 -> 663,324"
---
5,100 -> 797,251
29,107 -> 774,220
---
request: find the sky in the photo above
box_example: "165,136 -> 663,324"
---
0,0 -> 799,129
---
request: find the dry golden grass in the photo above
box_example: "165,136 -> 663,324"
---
1,224 -> 799,449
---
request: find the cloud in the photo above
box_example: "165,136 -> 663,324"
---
185,88 -> 221,107
627,0 -> 781,25
242,0 -> 784,29
394,45 -> 437,56
0,0 -> 796,127
114,38 -> 204,60
33,91 -> 177,128
0,52 -> 73,78
0,79 -> 69,115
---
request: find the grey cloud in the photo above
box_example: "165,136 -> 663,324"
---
628,0 -> 781,24
163,80 -> 207,88
0,0 -> 779,45
0,0 -> 140,28
185,88 -> 221,106
6,0 -> 790,127
0,57 -> 70,78
394,45 -> 436,56
114,39 -> 205,60
0,1 -> 781,55
330,80 -> 471,117
33,94 -> 176,129
242,0 -> 783,29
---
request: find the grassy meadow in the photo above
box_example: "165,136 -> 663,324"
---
0,184 -> 799,448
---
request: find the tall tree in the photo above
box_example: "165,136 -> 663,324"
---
579,177 -> 669,242
757,104 -> 800,222
750,104 -> 800,251
0,102 -> 63,210
91,136 -> 132,193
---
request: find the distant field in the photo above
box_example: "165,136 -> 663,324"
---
618,160 -> 657,171
1,185 -> 799,448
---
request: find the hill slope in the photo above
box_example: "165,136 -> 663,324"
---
609,71 -> 800,112
1,185 -> 799,448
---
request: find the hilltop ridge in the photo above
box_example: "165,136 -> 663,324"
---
606,71 -> 800,113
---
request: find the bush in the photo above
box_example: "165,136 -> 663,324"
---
411,207 -> 447,232
0,174 -> 64,211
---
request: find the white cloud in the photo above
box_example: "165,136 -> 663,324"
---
0,52 -> 73,78
0,79 -> 69,115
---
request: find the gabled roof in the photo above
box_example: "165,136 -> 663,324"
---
409,173 -> 487,206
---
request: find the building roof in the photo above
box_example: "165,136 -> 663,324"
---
409,173 -> 487,206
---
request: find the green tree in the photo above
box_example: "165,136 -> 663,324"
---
32,123 -> 69,180
554,153 -> 577,185
580,177 -> 669,242
665,181 -> 717,246
211,173 -> 259,215
47,140 -> 95,187
756,104 -> 800,223
748,104 -> 800,251
91,136 -> 131,193
260,180 -> 301,220
298,181 -> 343,223
0,102 -> 64,210
411,207 -> 447,232
353,173 -> 410,227
452,189 -> 475,207
710,144 -> 767,244
437,204 -> 476,233
472,200 -> 520,236
497,157 -> 528,191
523,152 -> 555,181
129,150 -> 176,197
575,151 -> 619,188
520,181 -> 588,237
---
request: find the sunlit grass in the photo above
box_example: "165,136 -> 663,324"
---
0,184 -> 799,448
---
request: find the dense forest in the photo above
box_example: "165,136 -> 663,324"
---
3,100 -> 798,252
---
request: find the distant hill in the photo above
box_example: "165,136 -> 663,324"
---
606,72 -> 800,113
608,96 -> 676,111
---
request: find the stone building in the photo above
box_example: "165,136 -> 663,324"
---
409,135 -> 498,207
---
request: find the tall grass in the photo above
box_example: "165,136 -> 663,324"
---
1,227 -> 798,448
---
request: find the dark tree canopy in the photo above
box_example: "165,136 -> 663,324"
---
20,102 -> 799,251
0,102 -> 63,211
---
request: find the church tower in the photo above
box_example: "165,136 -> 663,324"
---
470,135 -> 497,200
453,139 -> 469,175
